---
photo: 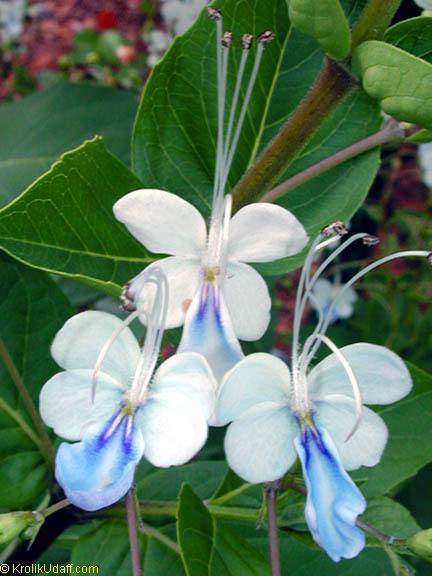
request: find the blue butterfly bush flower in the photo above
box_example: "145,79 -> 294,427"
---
39,269 -> 216,511
216,223 -> 429,561
113,11 -> 308,387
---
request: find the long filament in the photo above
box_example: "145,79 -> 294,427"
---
305,250 -> 430,364
301,333 -> 363,442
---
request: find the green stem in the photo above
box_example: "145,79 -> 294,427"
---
41,499 -> 70,519
231,57 -> 356,210
351,0 -> 403,48
261,119 -> 405,203
106,500 -> 261,524
208,482 -> 253,506
0,338 -> 54,470
139,523 -> 180,554
0,397 -> 42,449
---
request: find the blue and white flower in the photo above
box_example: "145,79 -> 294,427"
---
39,270 -> 216,511
114,15 -> 308,381
216,225 -> 428,561
311,278 -> 357,324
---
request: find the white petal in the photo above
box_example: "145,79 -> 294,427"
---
228,203 -> 308,263
113,189 -> 207,257
139,392 -> 208,467
224,402 -> 298,484
51,311 -> 140,386
39,370 -> 123,441
315,395 -> 388,471
130,258 -> 201,329
224,262 -> 271,340
152,352 -> 217,420
308,343 -> 412,405
217,353 -> 290,426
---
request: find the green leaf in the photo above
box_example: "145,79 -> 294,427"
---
385,16 -> 432,63
408,128 -> 432,143
71,520 -> 185,576
0,79 -> 137,206
288,0 -> 351,59
249,533 -> 395,575
177,484 -> 215,576
353,364 -> 432,497
177,484 -> 269,576
362,497 -> 420,542
210,525 -> 270,576
0,255 -> 72,508
137,461 -> 228,501
132,0 -> 381,274
352,40 -> 432,130
0,138 -> 153,296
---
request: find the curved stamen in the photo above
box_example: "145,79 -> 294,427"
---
301,334 -> 363,442
299,233 -> 372,356
91,268 -> 169,407
305,250 -> 430,364
91,310 -> 140,402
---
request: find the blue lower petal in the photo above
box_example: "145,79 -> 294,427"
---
178,280 -> 243,381
55,407 -> 144,511
294,421 -> 366,562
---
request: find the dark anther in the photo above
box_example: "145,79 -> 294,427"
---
207,7 -> 222,20
362,235 -> 380,247
242,33 -> 253,50
321,221 -> 348,237
427,252 -> 432,266
257,31 -> 275,45
222,31 -> 233,47
121,282 -> 137,312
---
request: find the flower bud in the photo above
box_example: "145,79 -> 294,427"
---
0,511 -> 37,544
406,529 -> 432,563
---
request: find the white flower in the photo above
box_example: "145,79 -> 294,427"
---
114,18 -> 308,383
39,270 -> 216,511
419,142 -> 432,188
0,0 -> 25,43
161,0 -> 206,35
215,224 -> 427,561
413,0 -> 432,9
311,278 -> 357,323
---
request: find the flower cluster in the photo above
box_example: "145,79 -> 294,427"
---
38,6 -> 430,565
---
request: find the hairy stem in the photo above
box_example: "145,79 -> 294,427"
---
126,490 -> 142,576
265,482 -> 281,576
231,58 -> 355,209
261,119 -> 405,203
351,0 -> 403,48
0,338 -> 54,470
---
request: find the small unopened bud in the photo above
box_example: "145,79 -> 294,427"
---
242,33 -> 253,50
222,32 -> 233,48
0,511 -> 37,544
207,7 -> 222,20
363,235 -> 380,246
322,221 -> 348,237
406,529 -> 432,563
121,281 -> 137,312
257,31 -> 275,45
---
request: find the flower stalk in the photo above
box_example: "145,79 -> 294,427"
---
265,481 -> 282,576
261,119 -> 405,204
